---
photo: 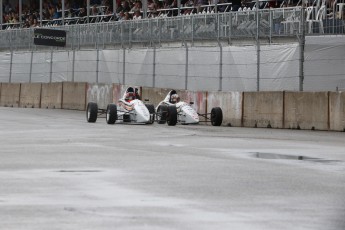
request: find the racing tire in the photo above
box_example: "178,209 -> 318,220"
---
211,107 -> 223,126
145,104 -> 155,124
157,105 -> 168,124
86,102 -> 98,123
167,105 -> 177,126
106,104 -> 117,124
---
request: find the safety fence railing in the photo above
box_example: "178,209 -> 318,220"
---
0,7 -> 344,51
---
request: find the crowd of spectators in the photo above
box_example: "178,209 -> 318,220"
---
2,0 -> 333,29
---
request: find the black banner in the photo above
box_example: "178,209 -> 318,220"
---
34,29 -> 66,47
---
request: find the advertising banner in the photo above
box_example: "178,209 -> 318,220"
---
34,29 -> 66,47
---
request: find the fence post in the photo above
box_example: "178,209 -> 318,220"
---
256,9 -> 260,91
218,41 -> 223,91
72,50 -> 75,82
299,4 -> 305,91
96,49 -> 99,83
9,50 -> 13,83
185,42 -> 188,90
29,51 -> 33,83
123,48 -> 126,85
49,47 -> 53,83
153,46 -> 156,88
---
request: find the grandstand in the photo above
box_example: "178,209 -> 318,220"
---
0,0 -> 344,92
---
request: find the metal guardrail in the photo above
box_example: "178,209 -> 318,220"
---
0,7 -> 344,51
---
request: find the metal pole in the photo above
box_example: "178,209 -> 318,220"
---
9,50 -> 13,83
40,0 -> 43,27
153,46 -> 156,87
72,50 -> 75,82
113,0 -> 117,15
0,0 -> 3,27
178,0 -> 181,16
142,0 -> 147,19
29,51 -> 33,83
123,48 -> 126,85
256,2 -> 260,91
50,48 -> 53,83
299,3 -> 305,91
185,42 -> 188,90
218,41 -> 223,91
87,0 -> 90,24
62,0 -> 65,26
19,0 -> 22,26
96,49 -> 99,83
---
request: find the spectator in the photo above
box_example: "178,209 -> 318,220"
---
230,0 -> 242,11
117,0 -> 131,13
132,9 -> 142,19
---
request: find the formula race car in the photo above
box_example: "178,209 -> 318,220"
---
86,87 -> 155,124
155,90 -> 223,126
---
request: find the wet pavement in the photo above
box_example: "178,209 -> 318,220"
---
0,107 -> 345,230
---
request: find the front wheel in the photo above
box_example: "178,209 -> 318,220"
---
211,107 -> 223,126
106,104 -> 117,124
167,105 -> 177,126
157,105 -> 168,124
86,102 -> 98,123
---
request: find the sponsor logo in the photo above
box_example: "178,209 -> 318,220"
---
34,29 -> 66,47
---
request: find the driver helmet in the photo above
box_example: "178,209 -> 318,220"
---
125,92 -> 135,102
170,94 -> 180,104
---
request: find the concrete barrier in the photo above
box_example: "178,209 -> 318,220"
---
112,84 -> 126,104
41,83 -> 63,109
284,92 -> 329,130
2,81 -> 344,132
207,91 -> 242,127
62,82 -> 87,110
86,83 -> 113,110
0,83 -> 21,107
329,91 -> 345,131
19,83 -> 42,108
243,92 -> 284,128
141,87 -> 171,107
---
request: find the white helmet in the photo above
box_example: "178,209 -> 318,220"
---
171,94 -> 180,103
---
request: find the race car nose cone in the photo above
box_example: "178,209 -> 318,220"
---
134,104 -> 150,123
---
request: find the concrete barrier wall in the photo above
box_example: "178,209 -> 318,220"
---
0,83 -> 21,107
329,91 -> 345,131
112,84 -> 125,104
19,83 -> 42,108
86,83 -> 113,110
1,82 -> 345,132
243,92 -> 284,128
62,82 -> 87,110
284,92 -> 329,130
207,91 -> 243,127
141,87 -> 171,107
41,83 -> 63,109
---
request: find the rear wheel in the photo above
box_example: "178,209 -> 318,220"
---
86,102 -> 98,123
211,107 -> 223,126
106,104 -> 117,124
145,104 -> 155,124
157,105 -> 168,124
167,105 -> 177,126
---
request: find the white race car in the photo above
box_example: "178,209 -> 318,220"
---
155,90 -> 223,126
86,87 -> 155,124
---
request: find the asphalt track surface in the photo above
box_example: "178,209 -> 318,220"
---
0,107 -> 345,230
